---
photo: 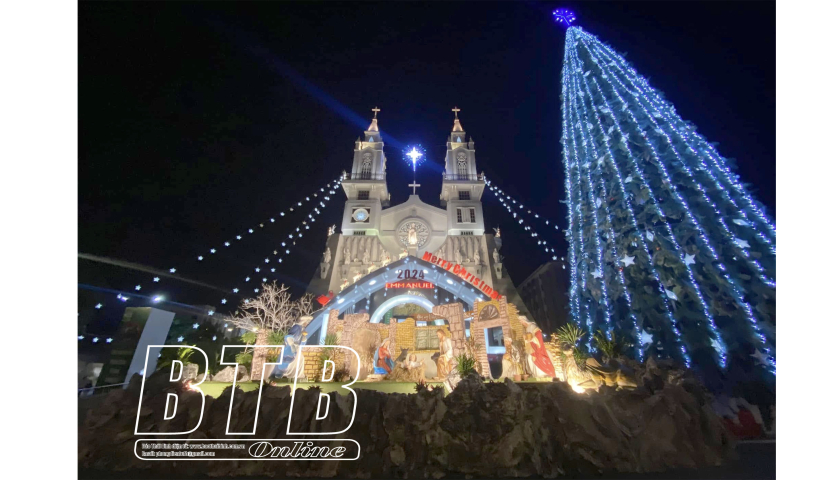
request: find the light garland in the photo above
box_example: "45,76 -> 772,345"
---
578,30 -> 776,243
567,29 -> 715,367
582,35 -> 776,288
483,179 -> 560,259
577,31 -> 775,368
579,34 -> 775,369
114,177 -> 341,311
560,26 -> 776,371
223,178 -> 343,303
565,45 -> 643,358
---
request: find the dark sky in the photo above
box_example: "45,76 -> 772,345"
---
78,1 -> 775,329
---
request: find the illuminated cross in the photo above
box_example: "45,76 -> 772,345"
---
372,106 -> 380,118
452,106 -> 460,118
409,181 -> 421,194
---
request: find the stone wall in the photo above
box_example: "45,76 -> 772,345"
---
80,371 -> 735,478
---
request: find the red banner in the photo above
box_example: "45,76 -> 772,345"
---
385,281 -> 434,289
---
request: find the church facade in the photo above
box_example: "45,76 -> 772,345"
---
301,110 -> 552,382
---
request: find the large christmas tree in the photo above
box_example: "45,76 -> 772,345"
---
560,24 -> 776,376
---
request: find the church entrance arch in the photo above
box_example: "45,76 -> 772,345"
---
370,294 -> 435,324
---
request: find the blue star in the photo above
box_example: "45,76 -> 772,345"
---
192,323 -> 199,329
153,277 -> 160,282
170,268 -> 176,273
95,303 -> 103,309
177,336 -> 184,342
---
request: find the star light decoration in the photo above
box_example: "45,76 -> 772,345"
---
552,9 -> 576,27
153,277 -> 160,282
403,145 -> 426,172
620,255 -> 635,267
639,331 -> 654,347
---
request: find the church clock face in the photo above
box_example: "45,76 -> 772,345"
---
352,208 -> 370,223
397,219 -> 430,248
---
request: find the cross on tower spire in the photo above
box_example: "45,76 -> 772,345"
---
372,106 -> 380,118
408,181 -> 421,195
452,106 -> 460,118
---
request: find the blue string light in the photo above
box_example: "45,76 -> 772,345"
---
552,8 -> 576,27
566,43 -> 643,359
570,31 -> 721,366
561,26 -> 776,371
579,33 -> 774,370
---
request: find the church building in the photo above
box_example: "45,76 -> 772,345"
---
300,109 -> 553,382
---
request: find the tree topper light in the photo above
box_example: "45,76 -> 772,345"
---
552,8 -> 576,27
403,145 -> 426,172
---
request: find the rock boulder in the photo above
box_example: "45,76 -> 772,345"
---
80,368 -> 734,478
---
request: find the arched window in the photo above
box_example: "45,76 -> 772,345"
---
360,152 -> 373,179
456,151 -> 468,180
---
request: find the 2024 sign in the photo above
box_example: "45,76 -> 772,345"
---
395,269 -> 425,280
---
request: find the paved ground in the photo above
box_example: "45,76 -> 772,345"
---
79,441 -> 775,479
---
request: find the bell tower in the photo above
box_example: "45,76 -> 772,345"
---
340,107 -> 390,236
440,108 -> 486,236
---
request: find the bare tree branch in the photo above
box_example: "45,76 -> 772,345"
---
232,281 -> 311,335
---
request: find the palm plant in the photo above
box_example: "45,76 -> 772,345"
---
464,336 -> 483,376
157,346 -> 195,371
235,351 -> 253,371
592,329 -> 626,361
555,324 -> 586,347
554,324 -> 589,370
454,353 -> 477,377
266,330 -> 288,362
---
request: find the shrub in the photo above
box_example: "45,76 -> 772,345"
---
593,329 -> 626,360
454,353 -> 477,377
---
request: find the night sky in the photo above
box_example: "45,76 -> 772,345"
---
78,1 -> 775,332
